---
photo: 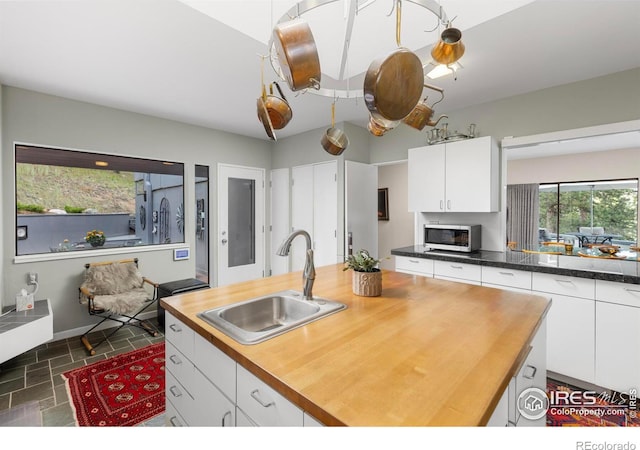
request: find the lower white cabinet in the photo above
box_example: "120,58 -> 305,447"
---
595,280 -> 640,392
434,260 -> 481,285
395,256 -> 434,277
165,311 -> 324,426
481,266 -> 532,291
236,364 -> 304,426
488,320 -> 547,427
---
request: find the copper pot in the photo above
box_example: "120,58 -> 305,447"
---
272,19 -> 321,92
367,114 -> 400,137
321,103 -> 349,155
431,27 -> 465,65
263,82 -> 292,130
403,84 -> 448,130
363,48 -> 424,123
256,96 -> 276,141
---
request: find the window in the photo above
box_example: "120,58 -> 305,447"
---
15,144 -> 184,256
539,179 -> 638,248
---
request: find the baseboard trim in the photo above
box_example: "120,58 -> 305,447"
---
52,310 -> 158,342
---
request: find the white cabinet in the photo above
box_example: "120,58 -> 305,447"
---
292,161 -> 338,270
236,364 -> 304,426
433,260 -> 481,285
532,273 -> 595,383
481,266 -> 532,292
408,136 -> 499,212
395,255 -> 434,277
165,312 -> 236,427
595,280 -> 640,392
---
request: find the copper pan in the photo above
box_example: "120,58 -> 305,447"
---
431,26 -> 465,65
363,0 -> 423,126
273,18 -> 321,92
263,82 -> 292,130
321,102 -> 349,155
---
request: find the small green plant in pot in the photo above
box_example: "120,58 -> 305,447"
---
344,249 -> 382,297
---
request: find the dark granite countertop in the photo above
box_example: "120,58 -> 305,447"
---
391,245 -> 640,285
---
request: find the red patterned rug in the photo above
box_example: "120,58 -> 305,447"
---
63,342 -> 165,426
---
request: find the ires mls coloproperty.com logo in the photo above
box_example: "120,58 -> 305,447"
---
517,386 -> 638,424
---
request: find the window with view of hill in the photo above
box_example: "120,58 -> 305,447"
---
15,144 -> 184,256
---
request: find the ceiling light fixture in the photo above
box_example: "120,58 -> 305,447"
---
426,62 -> 463,79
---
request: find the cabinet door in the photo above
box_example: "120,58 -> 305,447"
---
191,368 -> 236,427
596,301 -> 640,392
445,136 -> 498,212
236,364 -> 303,426
313,161 -> 338,267
408,145 -> 445,212
543,293 -> 595,383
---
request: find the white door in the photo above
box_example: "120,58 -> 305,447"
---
312,161 -> 338,267
345,161 -> 378,259
270,168 -> 290,276
217,164 -> 265,286
291,164 -> 314,271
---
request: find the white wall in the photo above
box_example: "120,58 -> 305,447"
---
1,86 -> 271,336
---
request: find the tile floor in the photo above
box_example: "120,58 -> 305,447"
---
0,319 -> 165,427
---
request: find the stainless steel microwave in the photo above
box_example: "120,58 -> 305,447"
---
423,224 -> 481,253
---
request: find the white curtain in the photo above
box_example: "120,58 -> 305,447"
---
507,184 -> 539,250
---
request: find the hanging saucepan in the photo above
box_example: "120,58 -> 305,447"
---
431,26 -> 465,65
272,18 -> 321,92
256,56 -> 276,141
321,102 -> 349,155
363,0 -> 424,136
403,84 -> 448,130
263,82 -> 292,130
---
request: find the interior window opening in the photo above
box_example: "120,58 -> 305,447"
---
15,144 -> 185,256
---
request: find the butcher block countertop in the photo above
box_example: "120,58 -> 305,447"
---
161,263 -> 551,427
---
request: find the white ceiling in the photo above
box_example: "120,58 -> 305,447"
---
1,0 -> 639,141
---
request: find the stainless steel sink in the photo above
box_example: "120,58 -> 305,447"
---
197,290 -> 346,344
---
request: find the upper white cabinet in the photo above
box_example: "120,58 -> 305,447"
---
408,136 -> 499,212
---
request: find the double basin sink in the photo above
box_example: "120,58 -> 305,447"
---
197,290 -> 346,345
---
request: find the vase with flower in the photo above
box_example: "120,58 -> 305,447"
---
85,230 -> 106,247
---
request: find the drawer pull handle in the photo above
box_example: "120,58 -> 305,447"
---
169,385 -> 183,398
499,272 -> 514,276
169,416 -> 183,427
624,288 -> 640,294
169,355 -> 182,365
451,265 -> 463,269
555,279 -> 575,286
221,410 -> 232,427
409,259 -> 420,263
523,365 -> 537,380
169,324 -> 182,333
250,389 -> 275,408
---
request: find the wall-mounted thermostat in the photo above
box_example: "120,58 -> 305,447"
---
174,248 -> 190,261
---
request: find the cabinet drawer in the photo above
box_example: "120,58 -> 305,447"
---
595,280 -> 640,307
166,370 -> 195,425
395,256 -> 434,276
193,333 -> 236,402
236,364 -> 303,426
532,272 -> 595,299
165,400 -> 188,427
482,266 -> 532,290
434,260 -> 481,283
165,312 -> 194,360
165,341 -> 195,394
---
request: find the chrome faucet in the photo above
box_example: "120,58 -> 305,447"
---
277,229 -> 315,300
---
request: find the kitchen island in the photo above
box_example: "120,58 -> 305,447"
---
161,263 -> 550,426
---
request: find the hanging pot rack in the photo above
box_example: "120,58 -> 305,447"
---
267,0 -> 456,100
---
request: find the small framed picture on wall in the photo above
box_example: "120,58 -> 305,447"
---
378,188 -> 389,221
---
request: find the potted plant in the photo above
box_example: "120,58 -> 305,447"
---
85,229 -> 106,247
344,249 -> 382,297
